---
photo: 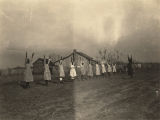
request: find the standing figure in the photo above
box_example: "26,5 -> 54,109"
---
107,62 -> 112,77
44,56 -> 51,86
80,61 -> 86,80
101,61 -> 106,76
59,57 -> 65,83
70,61 -> 77,80
24,52 -> 34,88
88,60 -> 93,78
112,64 -> 117,74
96,61 -> 101,77
127,55 -> 133,78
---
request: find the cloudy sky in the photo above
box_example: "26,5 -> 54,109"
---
0,0 -> 160,68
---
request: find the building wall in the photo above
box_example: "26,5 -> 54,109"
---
32,51 -> 108,76
33,59 -> 44,74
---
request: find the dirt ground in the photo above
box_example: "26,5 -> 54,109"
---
0,71 -> 159,120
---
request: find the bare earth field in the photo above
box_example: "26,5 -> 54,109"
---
0,71 -> 159,120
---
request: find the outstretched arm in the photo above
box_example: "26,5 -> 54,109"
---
30,52 -> 35,63
44,55 -> 46,65
32,52 -> 34,59
106,61 -> 109,65
48,56 -> 51,64
25,51 -> 27,66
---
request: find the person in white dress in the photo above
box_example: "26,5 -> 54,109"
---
96,61 -> 101,77
59,57 -> 65,83
107,62 -> 112,76
44,56 -> 51,86
101,61 -> 106,77
112,64 -> 117,74
70,61 -> 77,80
24,52 -> 34,88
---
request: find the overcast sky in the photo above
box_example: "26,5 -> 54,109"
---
0,0 -> 160,68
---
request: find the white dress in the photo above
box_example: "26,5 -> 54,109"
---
59,64 -> 65,77
112,65 -> 117,73
70,64 -> 77,78
24,63 -> 33,82
96,64 -> 101,75
107,64 -> 112,72
101,63 -> 106,73
44,64 -> 51,80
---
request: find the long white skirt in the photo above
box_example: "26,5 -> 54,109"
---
113,67 -> 117,72
44,65 -> 51,80
108,66 -> 112,72
96,65 -> 101,75
44,71 -> 51,80
24,65 -> 33,82
70,68 -> 77,78
102,65 -> 106,73
59,65 -> 65,77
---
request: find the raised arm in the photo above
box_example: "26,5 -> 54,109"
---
30,52 -> 35,63
48,56 -> 51,64
44,55 -> 46,65
25,51 -> 27,66
106,61 -> 109,65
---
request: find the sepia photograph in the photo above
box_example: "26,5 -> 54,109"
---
0,0 -> 160,120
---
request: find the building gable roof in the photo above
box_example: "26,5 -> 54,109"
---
76,51 -> 93,60
33,49 -> 97,65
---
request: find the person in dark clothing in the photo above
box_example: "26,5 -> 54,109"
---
127,55 -> 133,78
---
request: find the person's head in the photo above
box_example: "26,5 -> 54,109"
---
82,62 -> 84,65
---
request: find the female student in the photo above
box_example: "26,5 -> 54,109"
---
101,61 -> 106,76
59,57 -> 65,83
70,59 -> 77,80
44,56 -> 51,86
96,61 -> 101,77
112,64 -> 117,74
24,52 -> 34,88
107,62 -> 112,76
